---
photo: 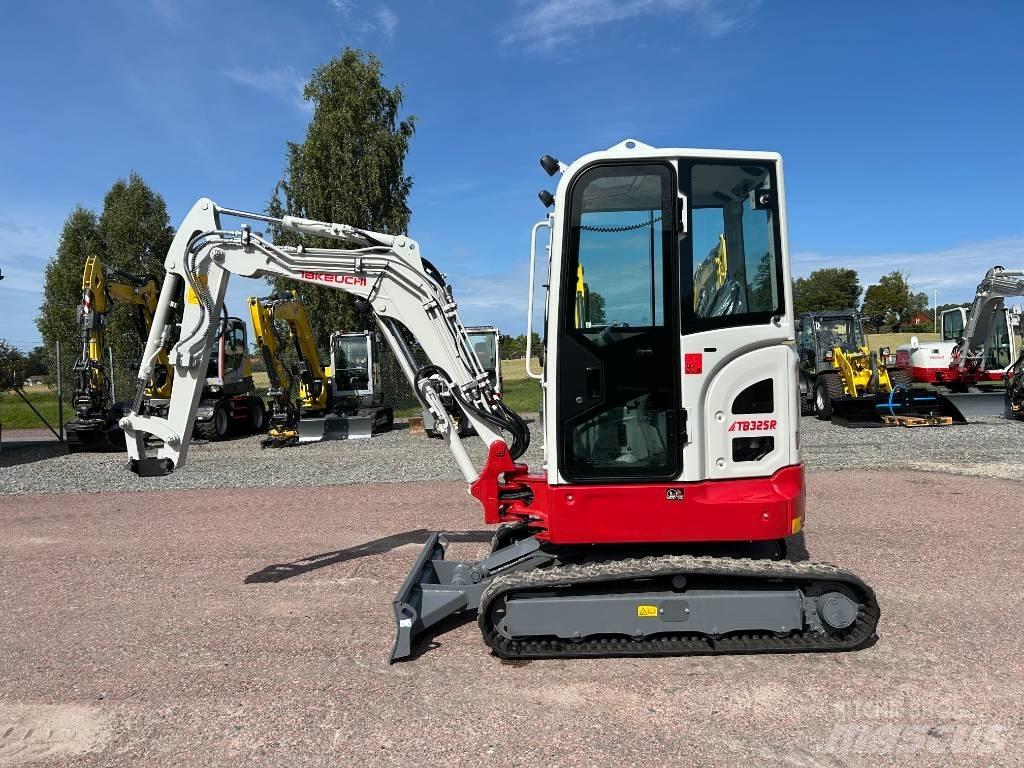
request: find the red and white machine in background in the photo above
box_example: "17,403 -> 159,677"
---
894,269 -> 1022,391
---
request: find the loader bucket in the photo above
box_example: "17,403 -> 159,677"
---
940,390 -> 1008,421
830,387 -> 973,427
296,414 -> 373,442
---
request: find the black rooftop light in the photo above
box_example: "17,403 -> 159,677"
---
539,155 -> 560,177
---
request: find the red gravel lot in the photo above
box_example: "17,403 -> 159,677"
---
1,470 -> 1021,767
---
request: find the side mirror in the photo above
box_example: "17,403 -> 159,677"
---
910,336 -> 919,348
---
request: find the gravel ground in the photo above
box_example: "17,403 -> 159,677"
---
1,472 -> 1021,767
1,413 -> 1021,495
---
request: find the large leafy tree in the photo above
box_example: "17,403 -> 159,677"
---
37,206 -> 102,394
37,174 -> 173,400
267,49 -> 415,352
0,339 -> 24,392
97,173 -> 175,399
792,267 -> 862,314
860,270 -> 926,332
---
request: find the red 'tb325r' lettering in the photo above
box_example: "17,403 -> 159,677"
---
728,419 -> 778,432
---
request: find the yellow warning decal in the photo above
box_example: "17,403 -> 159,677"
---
637,605 -> 658,618
186,274 -> 209,305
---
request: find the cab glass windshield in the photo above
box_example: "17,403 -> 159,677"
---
333,336 -> 370,391
813,316 -> 865,352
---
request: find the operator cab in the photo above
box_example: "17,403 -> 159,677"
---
332,333 -> 371,392
205,316 -> 250,389
544,142 -> 792,487
466,326 -> 501,394
796,311 -> 866,372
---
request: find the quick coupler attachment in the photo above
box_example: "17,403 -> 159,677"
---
129,457 -> 175,477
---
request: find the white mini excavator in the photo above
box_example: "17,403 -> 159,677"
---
120,140 -> 880,662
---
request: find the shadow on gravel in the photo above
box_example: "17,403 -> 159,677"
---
0,442 -> 68,467
244,529 -> 494,584
401,611 -> 481,662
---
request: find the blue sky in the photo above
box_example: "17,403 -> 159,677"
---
2,0 -> 1023,349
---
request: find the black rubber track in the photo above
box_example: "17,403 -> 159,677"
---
478,555 -> 880,659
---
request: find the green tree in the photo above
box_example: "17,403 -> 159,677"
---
98,173 -> 175,399
860,271 -> 922,332
268,49 -> 415,352
498,333 -> 542,360
21,346 -> 48,377
37,175 -> 174,400
589,291 -> 607,324
500,334 -> 525,360
860,284 -> 889,332
37,206 -> 102,394
936,302 -> 969,315
792,267 -> 862,314
0,340 -> 24,392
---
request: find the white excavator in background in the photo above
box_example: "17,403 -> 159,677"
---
423,325 -> 501,437
946,267 -> 1024,386
119,140 -> 879,663
895,296 -> 1021,391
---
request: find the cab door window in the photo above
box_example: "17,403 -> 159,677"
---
688,163 -> 783,325
558,163 -> 679,481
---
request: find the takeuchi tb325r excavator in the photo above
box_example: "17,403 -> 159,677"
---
120,140 -> 880,662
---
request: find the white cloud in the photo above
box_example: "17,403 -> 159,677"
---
503,0 -> 760,52
222,65 -> 310,113
377,7 -> 398,39
792,234 -> 1024,303
445,266 -> 536,334
326,0 -> 398,40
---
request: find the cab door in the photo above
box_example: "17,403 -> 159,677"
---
556,162 -> 682,483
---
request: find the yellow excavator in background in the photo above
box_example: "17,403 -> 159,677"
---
248,292 -> 393,445
248,292 -> 324,447
65,255 -> 173,451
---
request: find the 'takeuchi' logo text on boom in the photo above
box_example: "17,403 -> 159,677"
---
299,272 -> 368,286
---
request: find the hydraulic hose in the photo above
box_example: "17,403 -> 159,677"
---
414,364 -> 531,460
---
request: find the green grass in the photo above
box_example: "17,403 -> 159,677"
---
501,376 -> 542,414
0,387 -> 63,430
501,358 -> 542,381
866,332 -> 940,353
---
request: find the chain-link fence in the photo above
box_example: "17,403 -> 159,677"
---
0,328 -> 157,452
0,339 -> 68,450
1,317 -> 435,453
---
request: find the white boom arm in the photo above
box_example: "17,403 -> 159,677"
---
121,199 -> 528,479
955,266 -> 1024,370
